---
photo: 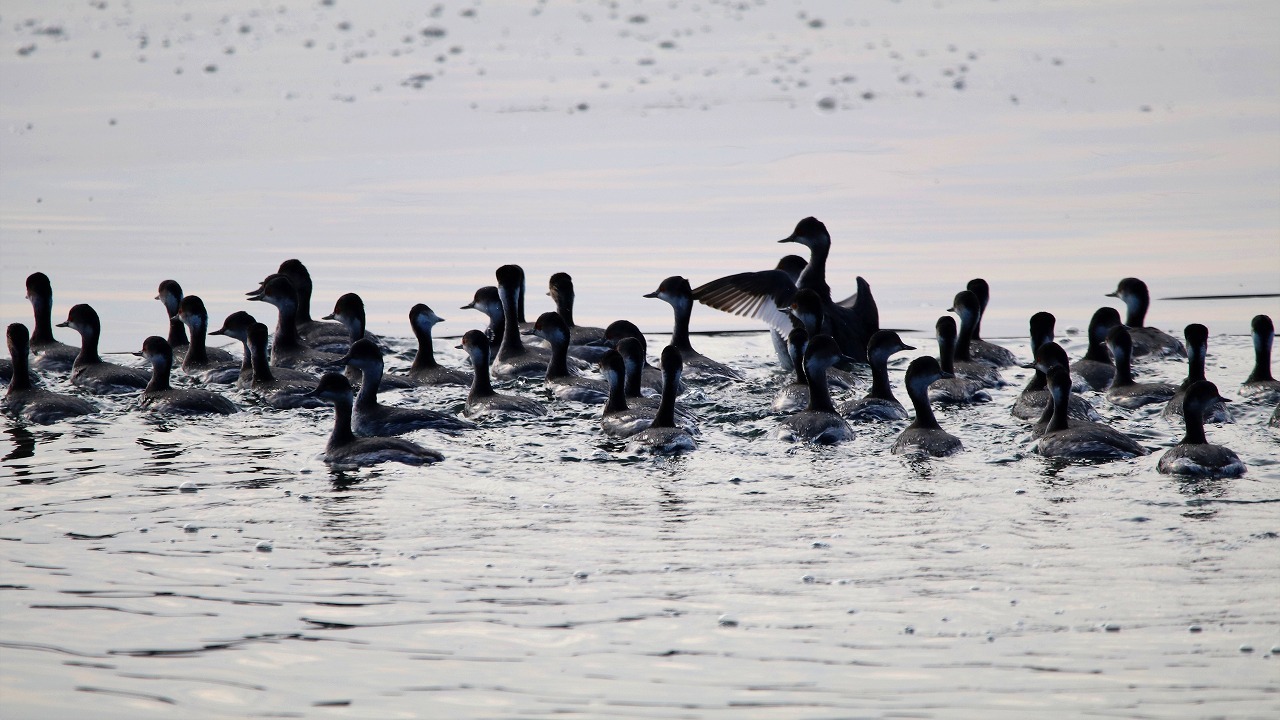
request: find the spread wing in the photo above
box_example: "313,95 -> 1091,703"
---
692,270 -> 797,335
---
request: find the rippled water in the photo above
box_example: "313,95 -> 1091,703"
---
3,0 -> 1280,716
3,330 -> 1279,718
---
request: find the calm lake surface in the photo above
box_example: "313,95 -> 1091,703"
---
2,0 -> 1279,717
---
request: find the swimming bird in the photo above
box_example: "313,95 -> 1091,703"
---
247,275 -> 344,371
777,335 -> 856,445
3,323 -> 96,424
1158,381 -> 1244,478
1106,278 -> 1186,359
461,286 -> 506,349
274,259 -> 352,346
342,339 -> 473,436
964,278 -> 1019,367
1241,315 -> 1280,403
839,330 -> 914,421
1162,324 -> 1232,423
645,276 -> 742,381
946,291 -> 1004,389
208,311 -> 257,389
492,265 -> 553,379
627,345 -> 698,454
599,349 -> 659,438
892,356 -> 963,457
308,373 -> 444,467
1070,307 -> 1121,391
692,217 -> 879,362
772,328 -> 812,413
1037,366 -> 1148,460
175,296 -> 239,384
614,337 -> 698,428
242,322 -> 324,409
137,337 -> 239,415
23,272 -> 80,372
930,316 -> 991,404
531,312 -> 609,404
547,272 -> 607,348
323,293 -> 412,389
1026,342 -> 1104,434
155,280 -> 191,363
785,289 -> 859,389
406,304 -> 471,387
57,304 -> 149,394
1105,326 -> 1177,409
458,330 -> 547,419
603,320 -> 667,394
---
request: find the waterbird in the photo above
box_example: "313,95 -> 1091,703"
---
57,304 -> 149,394
645,276 -> 742,381
308,373 -> 444,467
777,335 -> 856,445
208,311 -> 257,389
891,356 -> 963,457
838,330 -> 913,421
341,339 -> 473,436
137,336 -> 238,415
458,330 -> 547,419
547,272 -> 607,348
1157,381 -> 1244,478
3,323 -> 96,424
1105,326 -> 1177,409
531,312 -> 609,404
1025,342 -> 1102,434
627,345 -> 698,454
247,274 -> 344,371
1070,307 -> 1121,391
692,217 -> 879,362
1241,315 -> 1280,403
323,293 -> 412,389
492,265 -> 553,379
23,272 -> 80,372
406,304 -> 471,387
1106,278 -> 1186,359
1037,366 -> 1148,460
240,322 -> 323,408
947,290 -> 1004,387
175,296 -> 239,384
1162,324 -> 1232,423
964,278 -> 1019,367
930,316 -> 991,404
155,279 -> 190,362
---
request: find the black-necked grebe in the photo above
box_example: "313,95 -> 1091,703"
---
645,276 -> 742,382
57,304 -> 149,394
1162,324 -> 1232,423
627,345 -> 698,454
1025,341 -> 1102,435
461,286 -> 506,350
693,217 -> 879,362
599,349 -> 658,438
24,272 -> 80,372
3,323 -> 96,424
275,259 -> 351,346
964,278 -> 1019,367
406,304 -> 471,387
947,290 -> 1003,387
1037,366 -> 1147,460
548,273 -> 606,347
1071,307 -> 1120,391
491,265 -> 552,379
459,330 -> 547,419
772,327 -> 811,413
1105,326 -> 1177,409
342,339 -> 473,436
247,274 -> 344,371
777,335 -> 855,445
243,322 -> 324,409
930,316 -> 991,404
1241,315 -> 1280,403
175,295 -> 239,384
138,337 -> 238,415
156,280 -> 191,363
324,293 -> 412,389
892,356 -> 963,457
604,320 -> 668,394
1158,381 -> 1244,478
1106,278 -> 1186,359
531,312 -> 609,404
308,373 -> 444,467
208,311 -> 257,389
839,330 -> 913,421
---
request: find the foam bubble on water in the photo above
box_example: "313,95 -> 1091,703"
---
182,523 -> 199,533
573,570 -> 589,579
717,614 -> 738,627
1103,623 -> 1121,632
179,481 -> 197,493
1189,624 -> 1203,633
